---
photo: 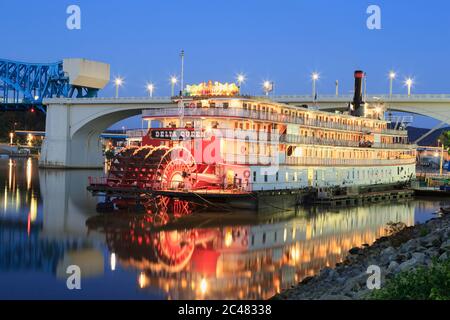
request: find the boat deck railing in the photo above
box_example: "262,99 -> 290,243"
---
142,108 -> 407,136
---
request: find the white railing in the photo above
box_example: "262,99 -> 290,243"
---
285,157 -> 416,167
268,94 -> 450,102
143,108 -> 406,136
126,129 -> 147,138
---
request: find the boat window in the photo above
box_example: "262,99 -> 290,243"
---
223,102 -> 229,109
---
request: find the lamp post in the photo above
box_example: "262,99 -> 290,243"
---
114,77 -> 123,98
263,81 -> 273,96
170,76 -> 178,97
335,80 -> 339,96
311,72 -> 319,100
236,74 -> 245,94
9,132 -> 14,145
146,83 -> 154,98
438,140 -> 445,176
389,71 -> 396,97
180,50 -> 185,96
405,78 -> 413,97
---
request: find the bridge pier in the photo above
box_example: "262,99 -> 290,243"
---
39,102 -> 104,169
39,99 -> 167,169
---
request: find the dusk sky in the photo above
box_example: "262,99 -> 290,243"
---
1,0 -> 449,128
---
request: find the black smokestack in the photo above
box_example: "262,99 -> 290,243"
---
352,70 -> 365,116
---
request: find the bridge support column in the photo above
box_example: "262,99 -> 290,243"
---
39,102 -> 104,169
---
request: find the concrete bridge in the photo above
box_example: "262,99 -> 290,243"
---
39,94 -> 450,169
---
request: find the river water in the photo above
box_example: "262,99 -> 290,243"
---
0,158 -> 448,300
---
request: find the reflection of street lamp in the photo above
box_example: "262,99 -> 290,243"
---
170,76 -> 178,96
27,134 -> 33,147
9,132 -> 14,145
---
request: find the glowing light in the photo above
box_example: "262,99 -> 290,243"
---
389,71 -> 396,79
224,229 -> 233,247
26,158 -> 32,190
262,80 -> 273,96
114,77 -> 124,98
311,72 -> 320,81
236,73 -> 246,85
110,253 -> 116,271
27,134 -> 33,147
185,81 -> 239,97
9,132 -> 14,145
200,278 -> 208,295
30,195 -> 37,222
405,78 -> 413,96
170,76 -> 178,85
138,272 -> 146,288
114,77 -> 123,86
146,83 -> 155,97
290,247 -> 300,261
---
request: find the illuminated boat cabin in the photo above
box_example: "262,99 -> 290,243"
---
139,79 -> 416,193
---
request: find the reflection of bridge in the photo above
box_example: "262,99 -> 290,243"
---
0,163 -> 104,277
40,94 -> 450,168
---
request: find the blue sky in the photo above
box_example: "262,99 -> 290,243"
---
1,0 -> 449,128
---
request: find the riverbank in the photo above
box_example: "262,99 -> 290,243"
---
272,212 -> 450,300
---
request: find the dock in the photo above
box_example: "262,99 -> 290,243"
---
312,189 -> 414,206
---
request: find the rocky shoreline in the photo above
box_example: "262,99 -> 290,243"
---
273,213 -> 450,300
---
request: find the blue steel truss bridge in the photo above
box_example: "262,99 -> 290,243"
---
0,58 -> 110,113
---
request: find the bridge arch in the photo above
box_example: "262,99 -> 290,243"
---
39,98 -> 173,168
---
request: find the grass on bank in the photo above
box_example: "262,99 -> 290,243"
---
370,258 -> 450,300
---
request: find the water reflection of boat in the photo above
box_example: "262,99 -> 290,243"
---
86,198 -> 416,300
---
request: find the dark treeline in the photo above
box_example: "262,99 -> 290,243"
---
0,111 -> 45,141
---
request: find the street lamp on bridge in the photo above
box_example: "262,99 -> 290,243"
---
389,71 -> 396,97
170,76 -> 178,97
114,77 -> 124,98
236,73 -> 246,94
146,83 -> 155,98
311,72 -> 319,100
263,80 -> 273,96
405,78 -> 413,96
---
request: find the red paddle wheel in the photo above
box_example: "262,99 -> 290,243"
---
156,146 -> 198,190
107,145 -> 170,189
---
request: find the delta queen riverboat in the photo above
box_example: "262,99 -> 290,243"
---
89,71 -> 416,210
